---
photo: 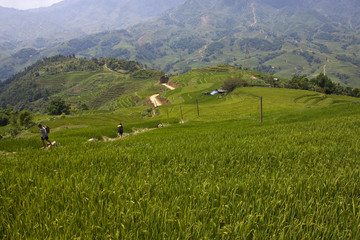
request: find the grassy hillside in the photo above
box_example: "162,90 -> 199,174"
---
0,56 -> 165,111
1,67 -> 360,238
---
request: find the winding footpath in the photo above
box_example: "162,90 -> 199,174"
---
149,83 -> 175,107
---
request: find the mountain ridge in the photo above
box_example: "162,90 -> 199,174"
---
1,0 -> 360,87
0,0 -> 185,43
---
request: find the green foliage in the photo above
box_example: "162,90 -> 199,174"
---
312,73 -> 336,94
131,69 -> 164,79
19,110 -> 33,127
286,75 -> 311,90
239,38 -> 283,52
170,37 -> 206,54
286,73 -> 360,97
47,98 -> 71,115
135,43 -> 166,61
222,76 -> 247,92
11,48 -> 40,64
205,42 -> 225,56
105,58 -> 141,72
293,50 -> 321,65
0,106 -> 13,126
0,113 -> 9,126
336,54 -> 360,67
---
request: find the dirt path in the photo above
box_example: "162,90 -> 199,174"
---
150,94 -> 162,107
100,128 -> 156,142
104,63 -> 117,73
149,83 -> 176,107
162,83 -> 175,90
250,3 -> 257,27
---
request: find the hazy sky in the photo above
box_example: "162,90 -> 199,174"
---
0,0 -> 64,10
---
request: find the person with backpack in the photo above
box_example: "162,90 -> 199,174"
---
38,124 -> 52,148
117,123 -> 123,138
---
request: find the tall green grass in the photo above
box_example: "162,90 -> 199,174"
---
1,88 -> 360,238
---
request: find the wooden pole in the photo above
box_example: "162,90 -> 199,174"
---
260,96 -> 263,124
180,106 -> 183,121
196,100 -> 199,116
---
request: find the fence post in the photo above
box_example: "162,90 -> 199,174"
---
196,100 -> 200,116
260,96 -> 263,124
180,106 -> 183,121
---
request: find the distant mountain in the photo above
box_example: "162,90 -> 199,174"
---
1,0 -> 360,87
0,0 -> 185,44
0,0 -> 185,80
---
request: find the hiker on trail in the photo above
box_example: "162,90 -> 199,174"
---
117,123 -> 123,137
38,124 -> 52,148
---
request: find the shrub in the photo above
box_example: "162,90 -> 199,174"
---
19,110 -> 33,127
47,98 -> 71,115
222,77 -> 247,92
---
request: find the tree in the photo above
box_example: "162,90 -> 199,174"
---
47,98 -> 71,115
312,73 -> 336,94
353,88 -> 360,97
222,76 -> 247,92
0,113 -> 9,126
19,110 -> 33,127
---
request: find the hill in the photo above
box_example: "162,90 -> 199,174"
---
1,76 -> 360,237
2,55 -> 359,116
0,0 -> 185,80
0,56 -> 165,112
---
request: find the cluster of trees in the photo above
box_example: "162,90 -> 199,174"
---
105,58 -> 141,72
170,37 -> 206,54
258,51 -> 286,65
0,98 -> 70,128
131,69 -> 165,79
205,42 -> 225,57
293,50 -> 322,65
254,65 -> 278,75
135,43 -> 166,61
221,71 -> 360,98
0,98 -> 71,138
101,48 -> 131,60
47,98 -> 71,115
222,75 -> 248,92
58,37 -> 100,56
0,105 -> 34,138
239,38 -> 283,52
286,73 -> 360,97
313,42 -> 331,54
336,55 -> 360,67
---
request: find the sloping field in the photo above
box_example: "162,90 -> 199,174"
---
1,86 -> 360,238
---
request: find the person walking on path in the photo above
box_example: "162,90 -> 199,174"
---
38,124 -> 52,148
117,123 -> 123,138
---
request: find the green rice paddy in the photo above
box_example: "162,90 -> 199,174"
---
1,76 -> 360,238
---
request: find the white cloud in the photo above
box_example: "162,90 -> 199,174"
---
0,0 -> 64,10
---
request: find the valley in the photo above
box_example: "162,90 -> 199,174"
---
1,0 -> 360,238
